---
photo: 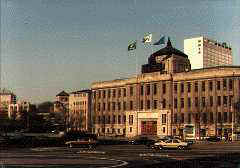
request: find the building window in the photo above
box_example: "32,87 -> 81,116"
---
181,113 -> 184,123
217,96 -> 221,106
209,81 -> 213,91
202,81 -> 205,92
174,113 -> 178,123
153,83 -> 157,95
202,97 -> 205,107
130,86 -> 133,96
129,115 -> 133,125
108,90 -> 111,98
181,98 -> 184,108
229,96 -> 233,106
112,102 -> 116,111
123,115 -> 126,123
118,102 -> 121,110
103,90 -> 106,98
123,101 -> 126,110
224,112 -> 227,123
181,83 -> 184,93
217,81 -> 221,90
146,100 -> 150,109
102,116 -> 105,124
210,96 -> 213,106
113,115 -> 116,124
118,115 -> 121,124
98,90 -> 101,98
195,97 -> 198,107
140,100 -> 143,110
229,79 -> 233,91
130,127 -> 132,132
210,112 -> 214,124
202,113 -> 207,124
118,89 -> 121,97
130,101 -> 133,110
218,112 -> 221,123
98,103 -> 101,111
188,97 -> 191,108
98,116 -> 101,124
103,103 -> 106,111
146,84 -> 150,95
162,99 -> 166,109
187,82 -> 191,92
223,96 -> 227,106
140,85 -> 144,96
162,114 -> 166,124
174,84 -> 177,93
113,89 -> 116,98
107,116 -> 110,124
154,100 -> 158,109
107,102 -> 110,111
163,127 -> 166,133
123,88 -> 126,97
195,82 -> 198,92
188,113 -> 191,123
174,98 -> 177,108
223,79 -> 227,89
163,83 -> 166,94
229,112 -> 232,123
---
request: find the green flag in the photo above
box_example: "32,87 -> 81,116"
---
128,41 -> 137,51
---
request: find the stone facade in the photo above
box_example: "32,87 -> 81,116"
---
91,39 -> 240,139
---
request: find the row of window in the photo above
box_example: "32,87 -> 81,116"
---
94,79 -> 235,100
174,95 -> 233,108
174,79 -> 233,93
97,115 -> 126,124
96,95 -> 233,112
173,112 -> 233,124
97,112 -> 234,126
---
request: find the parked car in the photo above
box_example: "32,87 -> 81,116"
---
206,136 -> 221,142
128,137 -> 155,146
65,137 -> 98,148
153,139 -> 189,150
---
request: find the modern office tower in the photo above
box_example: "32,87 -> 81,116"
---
184,36 -> 232,69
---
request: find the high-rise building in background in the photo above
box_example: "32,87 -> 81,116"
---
184,36 -> 232,69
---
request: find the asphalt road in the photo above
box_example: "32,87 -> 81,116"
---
1,142 -> 240,168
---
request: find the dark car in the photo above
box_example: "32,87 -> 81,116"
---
206,136 -> 221,142
129,137 -> 155,146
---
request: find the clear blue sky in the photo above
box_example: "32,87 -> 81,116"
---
1,0 -> 240,104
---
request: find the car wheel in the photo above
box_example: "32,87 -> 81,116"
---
178,146 -> 183,150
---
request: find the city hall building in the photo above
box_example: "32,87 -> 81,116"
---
91,39 -> 240,139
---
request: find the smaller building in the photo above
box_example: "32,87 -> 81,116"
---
8,101 -> 35,120
0,90 -> 17,119
68,90 -> 92,132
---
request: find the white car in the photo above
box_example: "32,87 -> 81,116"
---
153,139 -> 189,150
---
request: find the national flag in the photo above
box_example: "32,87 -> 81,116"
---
128,41 -> 137,51
142,33 -> 152,43
153,36 -> 165,45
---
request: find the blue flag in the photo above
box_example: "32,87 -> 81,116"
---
153,36 -> 165,45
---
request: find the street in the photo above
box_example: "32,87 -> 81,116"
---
1,142 -> 240,168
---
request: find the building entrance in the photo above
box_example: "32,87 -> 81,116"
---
141,121 -> 157,135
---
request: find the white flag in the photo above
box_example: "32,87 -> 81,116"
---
142,33 -> 152,43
